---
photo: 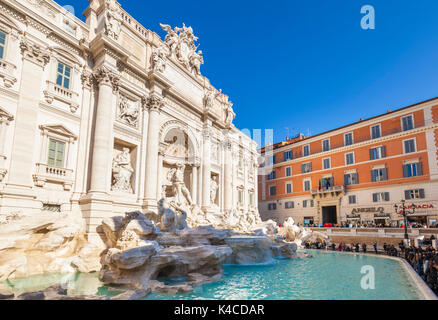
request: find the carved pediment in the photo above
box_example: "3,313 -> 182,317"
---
50,46 -> 82,66
39,124 -> 77,140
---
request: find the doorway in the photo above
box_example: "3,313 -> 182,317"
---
322,206 -> 337,224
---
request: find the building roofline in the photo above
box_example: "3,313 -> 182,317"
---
259,96 -> 438,154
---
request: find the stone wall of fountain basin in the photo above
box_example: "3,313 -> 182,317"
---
99,212 -> 298,295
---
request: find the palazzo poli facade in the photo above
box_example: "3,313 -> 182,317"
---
0,0 -> 259,242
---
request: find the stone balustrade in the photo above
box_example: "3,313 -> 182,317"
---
33,163 -> 74,191
43,81 -> 79,113
0,59 -> 17,88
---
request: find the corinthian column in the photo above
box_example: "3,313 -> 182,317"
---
89,67 -> 119,194
202,128 -> 212,211
224,136 -> 233,211
143,94 -> 164,209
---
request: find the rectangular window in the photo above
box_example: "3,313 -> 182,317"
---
344,133 -> 354,146
48,139 -> 66,168
405,189 -> 425,200
404,139 -> 416,154
323,158 -> 331,170
371,125 -> 381,139
371,168 -> 388,182
303,200 -> 315,208
286,183 -> 292,194
0,31 -> 6,60
345,152 -> 355,165
370,146 -> 386,160
238,190 -> 244,205
402,115 -> 414,131
284,150 -> 292,162
249,192 -> 254,206
266,155 -> 276,166
322,177 -> 334,189
267,171 -> 276,180
285,166 -> 292,177
348,195 -> 357,204
301,162 -> 312,174
303,145 -> 310,157
322,139 -> 330,152
344,173 -> 358,186
403,162 -> 423,178
269,185 -> 276,196
304,180 -> 311,192
268,203 -> 277,211
372,192 -> 390,202
56,62 -> 72,90
285,201 -> 294,209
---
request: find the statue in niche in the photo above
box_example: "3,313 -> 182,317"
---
167,162 -> 193,206
112,147 -> 134,193
210,176 -> 219,205
118,96 -> 139,127
104,0 -> 121,40
164,136 -> 188,158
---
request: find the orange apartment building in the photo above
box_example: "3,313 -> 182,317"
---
258,97 -> 438,227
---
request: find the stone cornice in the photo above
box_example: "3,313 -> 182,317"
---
20,39 -> 50,67
271,123 -> 438,169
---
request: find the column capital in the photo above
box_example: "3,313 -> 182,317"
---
92,66 -> 120,93
202,127 -> 214,140
19,39 -> 50,68
81,69 -> 94,89
144,94 -> 164,113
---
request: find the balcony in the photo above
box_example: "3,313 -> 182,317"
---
33,163 -> 74,191
43,81 -> 79,113
311,185 -> 345,197
0,60 -> 17,88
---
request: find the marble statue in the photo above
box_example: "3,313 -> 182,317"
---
225,102 -> 236,127
151,47 -> 166,73
203,87 -> 221,111
118,96 -> 139,127
164,136 -> 187,158
158,198 -> 188,231
168,162 -> 193,206
112,148 -> 134,193
104,0 -> 121,40
160,23 -> 204,75
210,176 -> 219,205
189,50 -> 203,76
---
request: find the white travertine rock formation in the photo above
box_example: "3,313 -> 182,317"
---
280,217 -> 330,247
0,212 -> 102,281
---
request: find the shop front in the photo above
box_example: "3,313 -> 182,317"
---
346,214 -> 361,225
374,213 -> 391,227
303,216 -> 315,226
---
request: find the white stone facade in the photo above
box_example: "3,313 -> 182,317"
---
0,0 -> 259,242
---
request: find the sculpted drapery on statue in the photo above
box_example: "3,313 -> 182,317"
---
210,176 -> 219,205
112,147 -> 134,193
160,23 -> 204,76
168,162 -> 194,207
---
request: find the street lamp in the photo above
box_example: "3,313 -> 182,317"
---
394,200 -> 416,242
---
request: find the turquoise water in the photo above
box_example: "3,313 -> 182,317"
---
147,251 -> 421,300
2,251 -> 422,300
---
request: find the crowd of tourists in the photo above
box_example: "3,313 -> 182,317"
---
304,238 -> 438,295
303,222 -> 437,229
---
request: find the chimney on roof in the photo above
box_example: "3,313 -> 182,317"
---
387,109 -> 391,113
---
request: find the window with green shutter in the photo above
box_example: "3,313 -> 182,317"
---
0,31 -> 6,60
56,62 -> 72,89
48,139 -> 66,167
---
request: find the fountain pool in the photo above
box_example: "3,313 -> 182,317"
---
2,251 -> 429,300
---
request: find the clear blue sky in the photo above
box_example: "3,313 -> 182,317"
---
60,0 -> 438,146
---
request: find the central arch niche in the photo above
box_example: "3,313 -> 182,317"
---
159,122 -> 200,206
